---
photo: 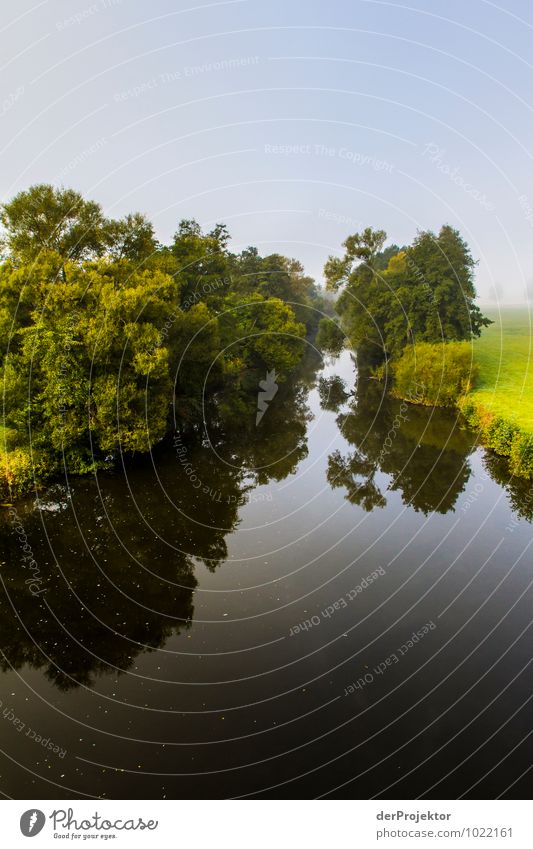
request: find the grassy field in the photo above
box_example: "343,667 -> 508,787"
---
470,307 -> 533,431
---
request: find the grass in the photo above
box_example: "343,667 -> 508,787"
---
470,307 -> 533,431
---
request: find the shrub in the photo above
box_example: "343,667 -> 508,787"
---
0,448 -> 53,499
483,417 -> 521,454
509,432 -> 533,479
458,398 -> 533,479
392,341 -> 478,407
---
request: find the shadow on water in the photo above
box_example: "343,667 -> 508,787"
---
482,452 -> 533,522
1,347 -> 530,702
0,349 -> 532,800
0,353 -> 318,691
1,350 -> 529,696
323,364 -> 478,515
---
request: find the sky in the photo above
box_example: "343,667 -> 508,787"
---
2,0 -> 533,303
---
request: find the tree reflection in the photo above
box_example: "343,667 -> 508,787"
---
482,452 -> 533,523
0,356 -> 315,691
327,448 -> 387,510
325,370 -> 477,514
318,375 -> 351,412
209,363 -> 313,485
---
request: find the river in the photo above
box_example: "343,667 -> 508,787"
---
0,349 -> 531,799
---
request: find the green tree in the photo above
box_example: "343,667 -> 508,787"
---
106,212 -> 158,265
231,249 -> 321,333
0,188 -> 312,495
392,341 -> 478,407
406,225 -> 491,340
170,219 -> 231,309
325,227 -> 390,360
218,293 -> 306,379
326,225 -> 491,362
1,185 -> 109,265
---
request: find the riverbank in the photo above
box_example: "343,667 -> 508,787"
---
468,308 -> 532,429
391,307 -> 533,479
1,348 -> 530,799
459,307 -> 533,479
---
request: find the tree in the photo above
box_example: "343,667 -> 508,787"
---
392,341 -> 478,407
406,225 -> 491,340
105,213 -> 158,265
325,227 -> 391,358
170,219 -> 231,308
218,293 -> 306,379
326,225 -> 491,361
0,187 -> 312,495
0,252 -> 183,470
231,250 -> 321,332
1,185 -> 109,265
324,227 -> 387,288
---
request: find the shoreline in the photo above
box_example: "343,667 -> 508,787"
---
393,389 -> 533,481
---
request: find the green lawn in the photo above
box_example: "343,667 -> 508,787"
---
470,307 -> 533,431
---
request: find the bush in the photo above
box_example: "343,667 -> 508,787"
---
458,398 -> 533,479
483,417 -> 521,454
392,341 -> 478,407
0,448 -> 53,499
509,432 -> 533,478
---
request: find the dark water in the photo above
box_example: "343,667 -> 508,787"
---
0,350 -> 531,799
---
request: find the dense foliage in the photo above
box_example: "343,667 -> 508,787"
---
325,225 -> 491,362
459,398 -> 533,479
391,341 -> 478,407
0,185 -> 323,495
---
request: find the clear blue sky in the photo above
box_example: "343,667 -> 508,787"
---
2,0 -> 533,302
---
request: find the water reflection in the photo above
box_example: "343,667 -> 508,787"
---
325,367 -> 478,514
483,452 -> 533,523
0,350 -> 529,703
212,367 -> 313,485
317,374 -> 351,412
0,357 -> 316,691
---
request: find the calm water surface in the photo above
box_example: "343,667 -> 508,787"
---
0,350 -> 531,798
